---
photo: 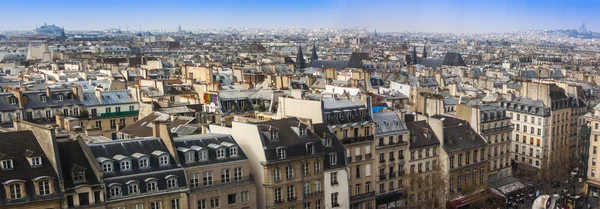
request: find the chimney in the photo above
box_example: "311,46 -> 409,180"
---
72,84 -> 84,101
13,88 -> 23,108
45,87 -> 51,97
153,120 -> 181,164
95,88 -> 103,104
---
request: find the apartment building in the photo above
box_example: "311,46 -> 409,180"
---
84,127 -> 189,209
0,130 -> 64,209
372,112 -> 409,209
430,115 -> 489,208
0,86 -> 83,125
314,123 -> 350,209
211,118 -> 326,209
405,120 -> 441,209
586,104 -> 600,198
56,89 -> 140,140
502,83 -> 573,168
172,133 -> 257,209
457,104 -> 513,181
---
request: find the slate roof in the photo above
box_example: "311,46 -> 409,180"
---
310,60 -> 349,70
87,138 -> 187,199
313,123 -> 347,170
119,113 -> 194,138
173,133 -> 248,167
431,115 -> 488,153
442,52 -> 467,67
419,58 -> 444,69
347,52 -> 370,68
373,112 -> 408,136
0,131 -> 63,206
57,140 -> 101,190
406,121 -> 440,149
253,118 -> 326,162
82,90 -> 137,106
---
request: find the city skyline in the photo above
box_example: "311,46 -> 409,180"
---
2,0 -> 599,33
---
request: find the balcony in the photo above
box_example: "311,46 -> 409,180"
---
98,110 -> 139,118
365,154 -> 372,160
331,180 -> 339,186
350,191 -> 375,202
287,196 -> 297,202
192,175 -> 254,193
379,174 -> 387,180
303,191 -> 323,198
341,135 -> 374,144
398,170 -> 405,176
481,125 -> 514,135
274,199 -> 285,204
389,172 -> 396,178
389,158 -> 395,162
355,155 -> 363,161
347,157 -> 352,163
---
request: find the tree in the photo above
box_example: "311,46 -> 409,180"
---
404,162 -> 448,209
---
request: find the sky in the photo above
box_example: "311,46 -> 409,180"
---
1,0 -> 599,33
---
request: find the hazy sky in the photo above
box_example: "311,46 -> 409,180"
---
1,0 -> 598,33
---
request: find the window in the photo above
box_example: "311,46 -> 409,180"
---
330,154 -> 337,165
147,181 -> 158,191
171,198 -> 181,209
314,161 -> 321,173
38,180 -> 51,195
129,106 -> 135,111
304,182 -> 311,197
29,156 -> 42,166
271,132 -> 279,140
449,156 -> 455,169
120,160 -> 131,171
110,186 -> 121,197
95,121 -> 102,128
41,96 -> 47,102
331,193 -> 339,206
116,107 -> 121,112
102,162 -> 113,172
303,163 -> 310,175
466,152 -> 470,164
139,158 -> 149,168
241,191 -> 249,202
221,169 -> 230,183
355,165 -> 361,178
159,156 -> 169,165
217,149 -> 226,158
230,147 -> 238,156
91,109 -> 97,117
73,171 -> 85,182
228,193 -> 237,204
300,128 -> 308,135
110,119 -> 116,129
190,173 -> 199,188
275,188 -> 282,203
128,183 -> 139,194
150,201 -> 162,209
324,138 -> 332,146
355,184 -> 361,195
234,167 -> 243,181
316,200 -> 322,209
133,204 -> 143,209
286,166 -> 294,179
9,184 -> 22,199
274,168 -> 281,181
185,152 -> 195,163
277,148 -> 286,159
203,171 -> 213,186
331,172 -> 338,185
410,151 -> 415,160
315,180 -> 321,193
105,107 -> 111,113
167,178 -> 178,188
304,202 -> 311,209
306,143 -> 314,154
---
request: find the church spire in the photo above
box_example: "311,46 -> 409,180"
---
310,44 -> 318,63
422,46 -> 427,59
412,46 -> 418,65
295,44 -> 306,69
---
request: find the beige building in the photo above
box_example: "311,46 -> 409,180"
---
457,103 -> 513,181
172,134 -> 257,209
211,118 -> 326,209
405,120 -> 441,209
586,104 -> 600,197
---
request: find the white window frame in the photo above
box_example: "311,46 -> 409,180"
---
147,181 -> 158,192
120,160 -> 132,171
159,155 -> 169,165
167,178 -> 178,189
128,183 -> 139,194
102,162 -> 113,172
139,158 -> 149,168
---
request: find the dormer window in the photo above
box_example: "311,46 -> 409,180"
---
324,138 -> 332,147
127,181 -> 139,194
217,148 -> 226,158
306,143 -> 315,154
159,155 -> 169,166
139,158 -> 149,169
185,152 -> 195,163
8,97 -> 16,105
271,132 -> 279,140
37,179 -> 51,195
166,176 -> 178,189
72,171 -> 85,183
276,147 -> 286,159
146,179 -> 158,192
8,183 -> 23,199
41,95 -> 47,102
199,150 -> 208,161
229,147 -> 238,157
109,184 -> 122,197
1,159 -> 14,170
31,157 -> 42,167
102,162 -> 113,172
120,160 -> 132,171
58,94 -> 64,101
330,154 -> 338,165
300,128 -> 307,136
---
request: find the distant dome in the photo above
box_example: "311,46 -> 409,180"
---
36,23 -> 64,36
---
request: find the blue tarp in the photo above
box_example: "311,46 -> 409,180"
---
372,106 -> 387,113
